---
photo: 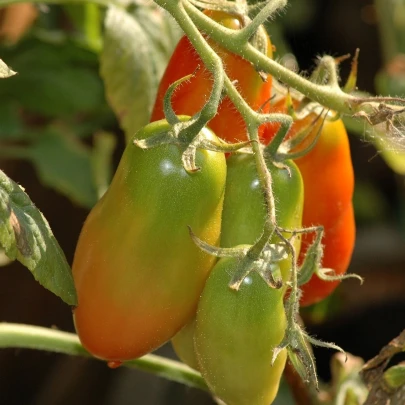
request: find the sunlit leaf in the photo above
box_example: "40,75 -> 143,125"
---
0,170 -> 77,305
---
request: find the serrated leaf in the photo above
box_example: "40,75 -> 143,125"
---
0,170 -> 77,305
100,5 -> 180,142
0,59 -> 16,78
26,129 -> 98,208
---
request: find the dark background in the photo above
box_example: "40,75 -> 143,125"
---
1,1 -> 405,404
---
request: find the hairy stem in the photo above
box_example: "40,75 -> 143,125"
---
184,1 -> 403,114
222,76 -> 276,248
236,0 -> 287,43
155,0 -> 224,134
0,323 -> 208,391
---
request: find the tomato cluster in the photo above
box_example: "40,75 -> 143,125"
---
72,9 -> 356,405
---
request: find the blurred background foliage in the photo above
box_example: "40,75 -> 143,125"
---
0,0 -> 404,404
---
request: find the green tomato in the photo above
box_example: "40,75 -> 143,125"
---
172,153 -> 303,371
171,318 -> 200,371
221,153 -> 304,282
72,118 -> 226,362
195,255 -> 287,405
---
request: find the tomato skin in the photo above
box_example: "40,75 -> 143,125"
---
195,256 -> 287,405
263,107 -> 355,306
221,153 -> 304,282
295,119 -> 355,306
150,11 -> 273,143
172,153 -> 303,374
300,204 -> 355,305
171,318 -> 200,370
72,119 -> 227,361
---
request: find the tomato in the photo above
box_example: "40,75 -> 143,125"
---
171,317 -> 199,370
172,153 -> 303,372
194,255 -> 287,405
221,153 -> 304,282
294,119 -> 355,306
72,118 -> 226,362
301,204 -> 355,305
150,10 -> 273,143
263,102 -> 355,306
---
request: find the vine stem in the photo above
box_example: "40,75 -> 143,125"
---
0,323 -> 208,391
183,0 -> 405,114
222,76 -> 277,250
154,0 -> 224,133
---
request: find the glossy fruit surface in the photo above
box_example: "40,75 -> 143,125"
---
72,119 -> 226,361
172,153 -> 303,369
294,118 -> 355,306
221,153 -> 304,282
195,255 -> 287,405
150,10 -> 273,142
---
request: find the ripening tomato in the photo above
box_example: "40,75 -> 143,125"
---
294,119 -> 355,306
172,153 -> 303,371
262,101 -> 355,306
72,118 -> 226,362
195,255 -> 287,405
150,10 -> 273,143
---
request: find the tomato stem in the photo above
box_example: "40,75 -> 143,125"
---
235,0 -> 287,43
155,0 -> 224,136
221,75 -> 278,248
0,323 -> 209,391
184,0 -> 405,124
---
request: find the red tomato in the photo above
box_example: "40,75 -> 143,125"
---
150,10 -> 273,143
72,119 -> 226,361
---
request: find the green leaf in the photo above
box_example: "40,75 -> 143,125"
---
0,59 -> 16,78
26,129 -> 98,208
0,103 -> 24,140
0,40 -> 104,118
3,67 -> 104,117
0,170 -> 77,305
100,5 -> 180,142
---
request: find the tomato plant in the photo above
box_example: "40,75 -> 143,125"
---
194,255 -> 287,405
172,152 -> 303,371
72,118 -> 226,362
263,102 -> 355,306
2,2 -> 405,404
150,10 -> 273,143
